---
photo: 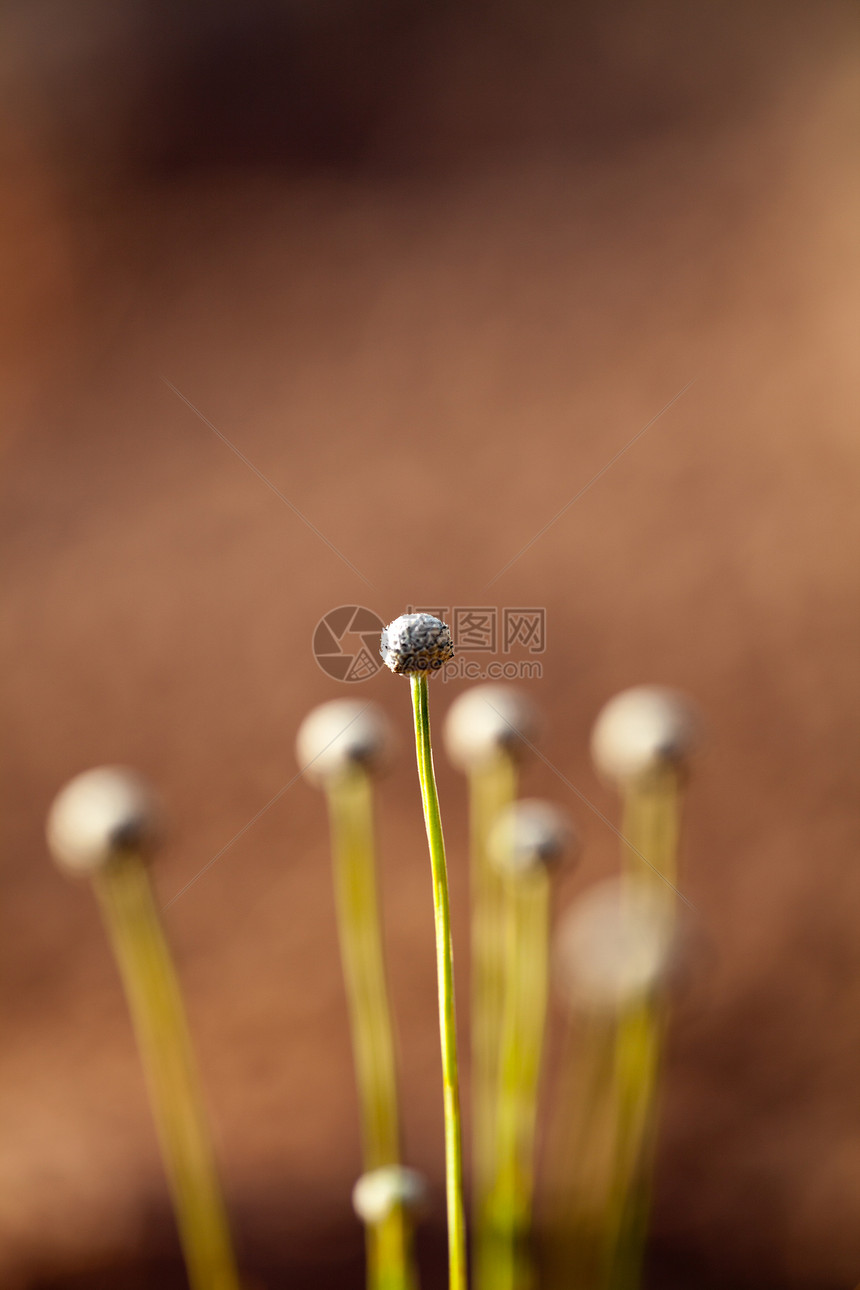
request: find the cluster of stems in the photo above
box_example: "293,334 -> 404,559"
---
47,645 -> 696,1290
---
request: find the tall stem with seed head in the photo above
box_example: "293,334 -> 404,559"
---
411,671 -> 467,1290
297,699 -> 416,1290
590,686 -> 700,1290
47,767 -> 241,1290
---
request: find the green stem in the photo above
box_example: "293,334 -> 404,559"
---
410,672 -> 467,1290
604,1001 -> 662,1290
604,767 -> 682,1290
620,767 -> 681,894
93,855 -> 241,1290
326,770 -> 417,1290
484,868 -> 550,1290
470,754 -> 517,1288
546,1014 -> 617,1290
371,1204 -> 420,1290
327,770 -> 401,1170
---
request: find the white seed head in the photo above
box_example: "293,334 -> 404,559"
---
296,700 -> 392,786
380,613 -> 454,675
46,767 -> 161,877
443,684 -> 541,771
555,877 -> 676,1011
590,686 -> 700,785
487,799 -> 578,878
351,1165 -> 429,1225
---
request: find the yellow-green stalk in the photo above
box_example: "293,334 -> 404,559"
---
353,1166 -> 429,1290
483,800 -> 578,1290
46,767 -> 241,1290
297,699 -> 417,1290
443,683 -> 541,1285
381,612 -> 466,1290
551,878 -> 676,1290
590,687 -> 700,1290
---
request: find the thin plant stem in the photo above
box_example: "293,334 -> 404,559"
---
326,769 -> 418,1290
545,1013 -> 618,1290
372,1205 -> 420,1290
620,768 -> 681,895
483,867 -> 551,1290
93,853 -> 240,1290
603,1000 -> 662,1290
327,769 -> 401,1170
470,753 -> 517,1288
604,766 -> 682,1290
410,672 -> 467,1290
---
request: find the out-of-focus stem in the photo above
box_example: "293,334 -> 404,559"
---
326,769 -> 417,1290
620,767 -> 681,895
605,765 -> 682,1290
470,753 -> 517,1288
483,865 -> 551,1290
93,854 -> 240,1290
546,1013 -> 617,1290
327,769 -> 401,1170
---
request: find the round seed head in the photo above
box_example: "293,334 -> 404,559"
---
443,684 -> 541,771
46,767 -> 161,877
380,613 -> 454,675
590,686 -> 700,785
296,699 -> 392,786
555,877 -> 676,1011
351,1165 -> 430,1225
488,799 -> 578,878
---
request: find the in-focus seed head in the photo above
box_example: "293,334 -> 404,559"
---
488,799 -> 579,878
380,613 -> 454,675
554,877 -> 676,1011
590,685 -> 700,785
351,1165 -> 430,1225
443,684 -> 541,771
296,699 -> 392,786
46,767 -> 162,877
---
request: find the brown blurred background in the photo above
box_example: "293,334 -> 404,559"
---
1,1 -> 859,1286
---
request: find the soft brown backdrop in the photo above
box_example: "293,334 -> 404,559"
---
1,2 -> 858,1286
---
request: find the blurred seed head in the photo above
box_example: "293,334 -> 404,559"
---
380,613 -> 454,675
488,799 -> 578,878
443,684 -> 541,771
590,685 -> 700,785
46,766 -> 162,877
351,1165 -> 430,1225
555,877 -> 676,1011
296,700 -> 392,786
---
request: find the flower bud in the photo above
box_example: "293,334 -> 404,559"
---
296,700 -> 392,786
352,1165 -> 430,1225
380,613 -> 454,675
487,799 -> 578,878
555,877 -> 676,1011
590,686 -> 700,785
47,767 -> 161,877
443,684 -> 540,771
